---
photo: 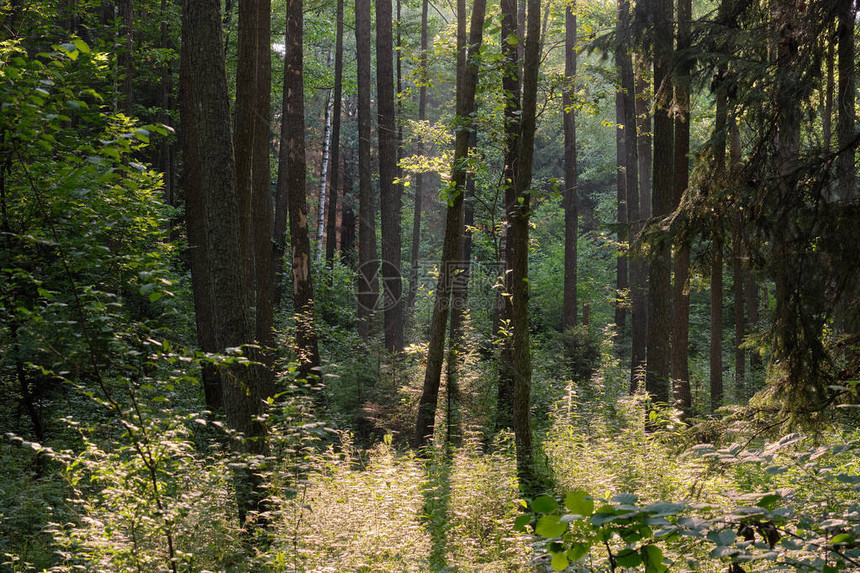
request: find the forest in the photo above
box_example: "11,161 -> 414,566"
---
0,0 -> 859,570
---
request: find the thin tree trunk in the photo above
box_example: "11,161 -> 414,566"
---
730,119 -> 745,401
414,0 -> 486,449
710,77 -> 728,414
377,0 -> 404,352
562,0 -> 578,331
326,0 -> 345,265
317,80 -> 334,262
671,0 -> 691,415
618,0 -> 643,393
118,0 -> 133,114
631,56 -> 651,388
614,61 -> 628,337
356,0 -> 378,339
408,0 -> 430,313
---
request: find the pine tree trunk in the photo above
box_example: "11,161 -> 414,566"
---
614,83 -> 628,336
180,0 -> 267,522
836,0 -> 855,201
671,0 -> 691,415
617,0 -> 643,393
407,0 -> 429,313
495,0 -> 520,433
356,0 -> 378,339
325,0 -> 345,265
731,120 -> 745,401
511,0 -> 541,490
631,57 -> 650,390
284,0 -> 321,379
562,0 -> 578,332
645,0 -> 674,404
377,0 -> 404,352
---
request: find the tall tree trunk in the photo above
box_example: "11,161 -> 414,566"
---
316,79 -> 334,262
618,0 -> 643,392
614,68 -> 628,337
407,0 -> 430,313
645,0 -> 673,404
356,0 -> 378,339
562,0 -> 578,331
836,0 -> 855,201
341,149 -> 357,266
731,119 -> 745,401
631,56 -> 651,388
710,75 -> 729,413
377,0 -> 404,352
118,0 -> 133,114
446,132 -> 477,451
495,0 -> 521,433
414,0 -> 486,449
180,0 -> 267,522
284,0 -> 321,379
511,0 -> 540,490
236,0 -> 275,371
671,0 -> 691,415
326,0 -> 345,265
159,0 -> 174,209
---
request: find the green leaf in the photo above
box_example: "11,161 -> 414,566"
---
72,38 -> 91,53
642,545 -> 665,573
567,542 -> 589,562
532,495 -> 559,514
148,291 -> 163,302
831,533 -> 854,545
536,515 -> 567,538
756,493 -> 782,509
513,514 -> 532,532
616,548 -> 642,567
565,490 -> 594,516
550,552 -> 569,571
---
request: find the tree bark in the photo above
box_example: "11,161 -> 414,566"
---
617,0 -> 643,393
495,0 -> 520,433
614,58 -> 628,337
316,80 -> 334,262
562,0 -> 578,332
326,0 -> 345,265
836,0 -> 855,201
413,0 -> 486,449
356,0 -> 378,339
645,0 -> 673,404
408,0 -> 430,313
180,0 -> 267,521
118,0 -> 134,114
631,56 -> 650,389
377,0 -> 404,352
670,0 -> 691,415
511,0 -> 541,490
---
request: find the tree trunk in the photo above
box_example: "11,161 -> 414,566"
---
377,0 -> 404,352
670,0 -> 691,415
836,0 -> 855,201
645,0 -> 673,404
413,0 -> 486,449
356,0 -> 378,339
118,0 -> 133,114
180,0 -> 267,522
614,54 -> 628,338
631,56 -> 651,388
495,0 -> 521,433
326,0 -> 345,265
710,75 -> 728,414
407,0 -> 430,313
617,0 -> 643,393
511,0 -> 541,490
316,80 -> 334,262
561,0 -> 578,332
731,119 -> 745,401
